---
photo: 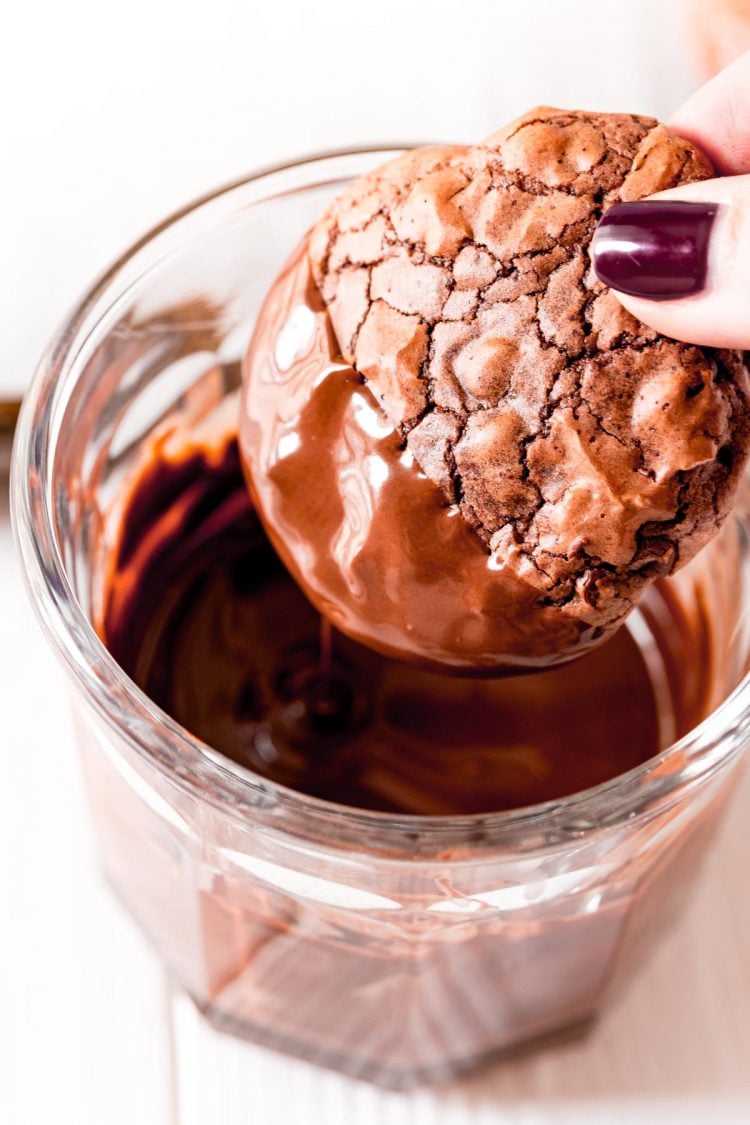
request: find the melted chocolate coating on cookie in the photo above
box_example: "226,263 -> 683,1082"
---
102,438 -> 713,815
241,109 -> 750,669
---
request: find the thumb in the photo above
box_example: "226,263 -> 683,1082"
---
591,175 -> 750,349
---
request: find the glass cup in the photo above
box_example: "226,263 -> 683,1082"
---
12,150 -> 750,1089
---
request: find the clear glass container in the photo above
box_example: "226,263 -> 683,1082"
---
11,150 -> 750,1089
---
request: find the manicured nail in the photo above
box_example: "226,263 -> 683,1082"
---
592,200 -> 718,300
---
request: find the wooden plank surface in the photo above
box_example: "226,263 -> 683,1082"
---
1,490 -> 172,1125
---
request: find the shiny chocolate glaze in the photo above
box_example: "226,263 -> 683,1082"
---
239,243 -> 608,674
101,438 -> 708,815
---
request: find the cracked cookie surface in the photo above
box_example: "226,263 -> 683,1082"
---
308,108 -> 750,630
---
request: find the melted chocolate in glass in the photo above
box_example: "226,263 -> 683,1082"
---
102,440 -> 709,816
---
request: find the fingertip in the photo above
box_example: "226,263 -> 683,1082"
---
607,289 -> 748,350
591,200 -> 717,300
592,179 -> 750,350
669,49 -> 750,175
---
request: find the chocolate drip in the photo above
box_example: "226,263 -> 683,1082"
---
101,439 -> 710,816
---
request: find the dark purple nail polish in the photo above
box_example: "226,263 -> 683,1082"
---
592,200 -> 718,300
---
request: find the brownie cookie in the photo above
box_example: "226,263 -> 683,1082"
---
308,108 -> 750,633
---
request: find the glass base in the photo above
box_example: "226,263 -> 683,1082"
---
196,997 -> 596,1090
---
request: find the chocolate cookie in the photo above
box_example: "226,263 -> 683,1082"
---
308,108 -> 750,631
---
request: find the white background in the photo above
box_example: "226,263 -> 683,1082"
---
1,0 -> 696,399
4,1 -> 750,1122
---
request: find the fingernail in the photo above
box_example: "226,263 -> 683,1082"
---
592,200 -> 718,300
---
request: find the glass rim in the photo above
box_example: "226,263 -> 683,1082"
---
10,147 -> 750,856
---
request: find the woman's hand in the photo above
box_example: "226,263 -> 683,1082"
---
592,50 -> 750,349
